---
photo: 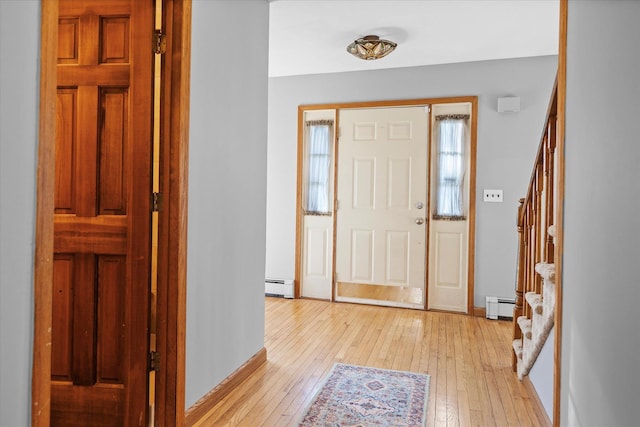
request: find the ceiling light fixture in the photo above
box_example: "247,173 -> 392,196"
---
346,35 -> 397,60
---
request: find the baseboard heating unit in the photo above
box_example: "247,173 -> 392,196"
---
486,296 -> 515,320
265,278 -> 294,299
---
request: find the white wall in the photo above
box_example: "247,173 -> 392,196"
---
0,1 -> 40,425
562,1 -> 640,426
267,56 -> 558,307
529,327 -> 554,419
186,0 -> 268,409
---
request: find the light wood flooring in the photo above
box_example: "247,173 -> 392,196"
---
194,297 -> 548,426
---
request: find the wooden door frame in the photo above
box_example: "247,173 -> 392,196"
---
32,1 -> 191,425
295,97 -> 477,314
553,1 -> 567,425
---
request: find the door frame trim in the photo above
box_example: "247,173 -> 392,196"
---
553,1 -> 567,425
295,97 -> 477,313
32,2 -> 58,425
32,1 -> 191,425
153,0 -> 191,425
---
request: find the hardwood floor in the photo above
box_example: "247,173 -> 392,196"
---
193,297 -> 548,426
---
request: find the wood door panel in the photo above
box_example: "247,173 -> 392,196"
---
55,89 -> 77,213
77,15 -> 100,65
97,255 -> 126,383
57,65 -> 130,87
60,2 -> 132,17
101,17 -> 130,63
99,88 -> 128,215
52,255 -> 129,385
75,85 -> 99,217
71,253 -> 97,386
51,383 -> 125,427
52,0 -> 153,424
57,18 -> 79,63
52,255 -> 74,380
54,215 -> 127,254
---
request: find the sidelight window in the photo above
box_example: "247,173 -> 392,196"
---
433,114 -> 469,219
304,120 -> 333,215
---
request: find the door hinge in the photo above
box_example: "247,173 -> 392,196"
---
152,192 -> 162,212
153,30 -> 167,55
425,105 -> 431,114
149,351 -> 160,371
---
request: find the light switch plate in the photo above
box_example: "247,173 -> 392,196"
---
483,189 -> 503,202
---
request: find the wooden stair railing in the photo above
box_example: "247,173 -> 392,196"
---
512,81 -> 558,379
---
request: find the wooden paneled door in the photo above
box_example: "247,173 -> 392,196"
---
52,0 -> 154,425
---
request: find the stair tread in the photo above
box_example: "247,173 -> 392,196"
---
535,262 -> 556,283
512,339 -> 523,359
525,292 -> 543,314
516,316 -> 532,339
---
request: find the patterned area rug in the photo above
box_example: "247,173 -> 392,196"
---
298,363 -> 430,427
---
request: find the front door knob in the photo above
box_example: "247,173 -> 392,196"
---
415,218 -> 424,225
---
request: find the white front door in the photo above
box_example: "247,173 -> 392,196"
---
335,106 -> 429,309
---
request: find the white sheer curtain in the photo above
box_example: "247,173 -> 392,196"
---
305,120 -> 333,214
434,115 -> 469,219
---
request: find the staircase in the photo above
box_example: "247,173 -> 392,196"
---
513,227 -> 556,379
512,82 -> 559,380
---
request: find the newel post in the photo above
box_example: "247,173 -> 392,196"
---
512,198 -> 526,371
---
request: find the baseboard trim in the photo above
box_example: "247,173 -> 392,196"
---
185,347 -> 267,426
299,296 -> 331,302
473,306 -> 486,318
523,376 -> 552,427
